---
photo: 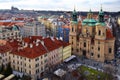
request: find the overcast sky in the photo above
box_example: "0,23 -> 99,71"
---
0,0 -> 120,11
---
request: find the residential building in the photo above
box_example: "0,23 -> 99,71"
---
0,25 -> 20,40
0,36 -> 71,80
69,8 -> 115,62
23,21 -> 46,37
57,25 -> 70,42
0,40 -> 11,67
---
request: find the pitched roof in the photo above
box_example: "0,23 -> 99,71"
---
11,42 -> 47,59
106,28 -> 114,39
7,36 -> 68,59
0,41 -> 12,53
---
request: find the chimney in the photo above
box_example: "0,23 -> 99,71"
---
36,42 -> 39,46
51,37 -> 54,41
60,37 -> 63,41
41,41 -> 44,46
30,43 -> 33,48
56,37 -> 59,40
36,39 -> 40,43
25,42 -> 28,47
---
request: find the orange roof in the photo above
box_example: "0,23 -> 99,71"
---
0,22 -> 24,27
15,22 -> 24,27
15,18 -> 25,21
23,36 -> 43,43
11,42 -> 47,59
54,38 -> 70,47
106,28 -> 114,39
0,42 -> 12,53
62,25 -> 70,29
5,36 -> 68,59
43,38 -> 61,51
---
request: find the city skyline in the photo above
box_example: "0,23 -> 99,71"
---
0,0 -> 120,12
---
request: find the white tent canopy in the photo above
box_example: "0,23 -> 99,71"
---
54,69 -> 66,77
64,55 -> 76,62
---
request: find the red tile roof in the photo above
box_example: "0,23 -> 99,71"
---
106,28 -> 114,39
43,38 -> 62,51
0,42 -> 12,53
0,22 -> 24,27
15,18 -> 25,21
6,36 -> 68,59
54,38 -> 70,47
62,25 -> 70,29
11,42 -> 47,59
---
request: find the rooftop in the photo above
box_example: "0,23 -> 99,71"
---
6,36 -> 70,59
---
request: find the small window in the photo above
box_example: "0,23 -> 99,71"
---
76,49 -> 79,52
98,30 -> 101,35
98,47 -> 100,51
91,53 -> 94,56
98,41 -> 100,44
72,48 -> 73,51
98,54 -> 100,58
72,27 -> 74,32
109,48 -> 112,53
84,42 -> 86,47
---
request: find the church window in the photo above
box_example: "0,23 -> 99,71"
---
72,48 -> 73,51
76,49 -> 79,52
84,42 -> 86,47
109,48 -> 112,53
98,41 -> 100,44
91,53 -> 94,56
72,27 -> 74,32
98,54 -> 100,58
98,47 -> 100,51
98,30 -> 101,35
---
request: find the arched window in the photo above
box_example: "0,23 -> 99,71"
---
84,42 -> 86,47
98,30 -> 101,36
72,27 -> 74,32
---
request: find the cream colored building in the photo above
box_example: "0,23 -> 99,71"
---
0,36 -> 71,80
69,8 -> 115,62
0,25 -> 20,40
23,21 -> 46,37
0,40 -> 11,67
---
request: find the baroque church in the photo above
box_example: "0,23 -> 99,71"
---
69,7 -> 115,62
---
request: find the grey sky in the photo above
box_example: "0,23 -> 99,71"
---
0,0 -> 120,11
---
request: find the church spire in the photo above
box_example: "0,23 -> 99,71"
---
98,4 -> 104,23
87,9 -> 93,19
72,6 -> 77,22
100,4 -> 103,12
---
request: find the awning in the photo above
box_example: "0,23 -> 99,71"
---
64,55 -> 76,62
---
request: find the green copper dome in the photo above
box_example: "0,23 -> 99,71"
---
88,23 -> 95,26
83,19 -> 90,23
95,22 -> 106,26
82,23 -> 87,26
89,19 -> 97,23
12,26 -> 18,31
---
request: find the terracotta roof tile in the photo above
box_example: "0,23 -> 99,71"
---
5,36 -> 68,59
106,28 -> 114,39
0,42 -> 12,53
